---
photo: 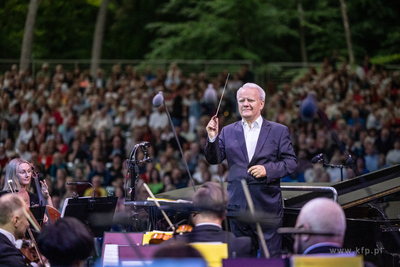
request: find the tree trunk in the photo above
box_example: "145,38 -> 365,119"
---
90,0 -> 109,77
339,0 -> 354,65
297,0 -> 308,63
20,0 -> 39,73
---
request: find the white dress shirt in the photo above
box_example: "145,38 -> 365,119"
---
242,116 -> 263,162
208,115 -> 263,163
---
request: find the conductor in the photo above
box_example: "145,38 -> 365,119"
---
205,82 -> 298,257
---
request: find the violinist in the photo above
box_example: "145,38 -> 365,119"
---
0,193 -> 32,267
163,182 -> 252,258
2,158 -> 53,208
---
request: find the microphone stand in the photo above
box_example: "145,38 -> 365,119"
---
317,154 -> 353,182
163,100 -> 196,193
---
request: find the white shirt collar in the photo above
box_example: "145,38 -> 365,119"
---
0,228 -> 16,246
303,242 -> 342,255
195,223 -> 222,229
242,115 -> 263,129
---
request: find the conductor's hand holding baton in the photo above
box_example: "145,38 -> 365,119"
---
206,115 -> 219,139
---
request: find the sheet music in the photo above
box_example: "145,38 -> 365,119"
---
103,244 -> 119,267
60,198 -> 69,218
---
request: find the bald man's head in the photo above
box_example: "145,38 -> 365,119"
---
0,194 -> 27,225
294,198 -> 346,254
0,194 -> 30,239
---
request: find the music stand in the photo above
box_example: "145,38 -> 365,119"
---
62,196 -> 118,237
29,206 -> 46,226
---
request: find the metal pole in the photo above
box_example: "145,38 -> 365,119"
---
281,185 -> 338,203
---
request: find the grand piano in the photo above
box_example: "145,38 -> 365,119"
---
282,164 -> 400,267
125,164 -> 400,267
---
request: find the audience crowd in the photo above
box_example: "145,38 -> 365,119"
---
0,55 -> 399,213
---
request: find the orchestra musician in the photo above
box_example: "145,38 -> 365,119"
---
164,182 -> 252,257
0,194 -> 32,267
291,198 -> 346,255
205,83 -> 298,257
2,158 -> 53,208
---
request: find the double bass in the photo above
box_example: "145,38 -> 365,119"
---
31,165 -> 61,223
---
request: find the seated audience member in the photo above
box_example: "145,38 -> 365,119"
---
88,158 -> 112,186
386,140 -> 400,166
0,194 -> 31,267
164,182 -> 252,257
84,175 -> 107,197
37,217 -> 94,267
108,153 -> 124,184
148,168 -> 164,194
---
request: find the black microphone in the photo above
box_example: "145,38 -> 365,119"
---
152,91 -> 164,107
67,182 -> 96,198
300,93 -> 318,122
311,153 -> 324,164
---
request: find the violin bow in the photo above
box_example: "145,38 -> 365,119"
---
22,203 -> 46,266
143,183 -> 176,232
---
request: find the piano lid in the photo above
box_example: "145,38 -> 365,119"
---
283,164 -> 400,209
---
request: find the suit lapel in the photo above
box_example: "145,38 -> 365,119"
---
234,122 -> 249,163
249,118 -> 271,166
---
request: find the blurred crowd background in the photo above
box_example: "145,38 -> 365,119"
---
0,54 -> 399,214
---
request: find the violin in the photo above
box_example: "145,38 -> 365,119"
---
148,224 -> 194,244
20,229 -> 44,265
21,237 -> 39,263
21,206 -> 50,266
176,224 -> 193,235
149,233 -> 173,244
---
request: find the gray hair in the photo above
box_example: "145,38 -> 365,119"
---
236,83 -> 266,101
2,158 -> 31,192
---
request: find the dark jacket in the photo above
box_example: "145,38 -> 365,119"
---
205,118 -> 298,216
0,232 -> 31,267
166,224 -> 252,258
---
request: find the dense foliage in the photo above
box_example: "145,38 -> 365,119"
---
0,0 -> 399,63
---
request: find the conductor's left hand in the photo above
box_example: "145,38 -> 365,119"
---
248,165 -> 266,178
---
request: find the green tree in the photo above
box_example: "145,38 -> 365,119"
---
145,0 -> 299,62
0,0 -> 28,59
101,0 -> 169,59
33,0 -> 98,59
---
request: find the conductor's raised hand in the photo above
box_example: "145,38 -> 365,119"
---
248,165 -> 267,178
206,115 -> 219,139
